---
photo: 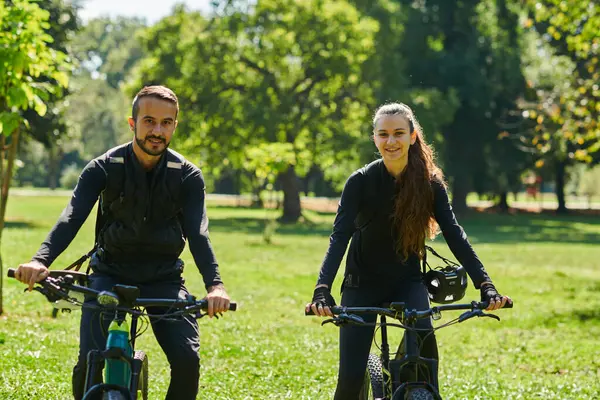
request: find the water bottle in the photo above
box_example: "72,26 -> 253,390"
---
104,318 -> 132,388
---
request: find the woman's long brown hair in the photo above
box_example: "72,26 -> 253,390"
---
372,103 -> 446,260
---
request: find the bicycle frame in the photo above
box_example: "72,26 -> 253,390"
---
377,314 -> 441,400
317,301 -> 512,400
82,311 -> 141,400
7,268 -> 236,400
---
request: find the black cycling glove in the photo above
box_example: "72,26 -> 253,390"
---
311,286 -> 336,308
480,282 -> 502,304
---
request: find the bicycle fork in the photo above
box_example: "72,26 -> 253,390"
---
380,315 -> 393,398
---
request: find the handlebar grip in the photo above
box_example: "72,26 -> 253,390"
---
478,300 -> 514,309
198,300 -> 237,311
305,306 -> 341,316
7,268 -> 16,278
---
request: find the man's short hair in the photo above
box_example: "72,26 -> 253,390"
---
132,85 -> 179,121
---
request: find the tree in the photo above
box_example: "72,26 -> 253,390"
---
349,0 -> 461,168
519,0 -> 600,212
131,1 -> 378,222
390,0 -> 532,213
21,0 -> 80,189
0,0 -> 71,313
526,0 -> 600,158
60,16 -> 147,163
71,16 -> 147,89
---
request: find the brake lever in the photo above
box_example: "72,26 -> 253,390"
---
194,310 -> 206,319
321,313 -> 366,327
194,310 -> 223,320
30,286 -> 64,303
459,309 -> 501,323
321,318 -> 340,326
481,312 -> 501,321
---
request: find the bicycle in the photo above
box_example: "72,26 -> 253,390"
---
307,300 -> 512,400
8,268 -> 237,400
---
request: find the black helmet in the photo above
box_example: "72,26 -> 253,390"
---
424,265 -> 468,304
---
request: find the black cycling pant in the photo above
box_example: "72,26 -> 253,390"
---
72,273 -> 200,400
334,278 -> 438,400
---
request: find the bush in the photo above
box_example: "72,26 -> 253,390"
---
59,163 -> 80,189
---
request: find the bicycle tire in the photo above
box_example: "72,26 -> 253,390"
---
133,351 -> 148,400
404,388 -> 433,400
102,390 -> 126,400
359,353 -> 385,400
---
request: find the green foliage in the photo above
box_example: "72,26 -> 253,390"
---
0,0 -> 71,134
13,139 -> 50,187
71,16 -> 146,88
21,0 -> 79,148
65,77 -> 131,159
244,143 -> 296,187
388,0 -> 531,206
526,0 -> 600,160
131,0 -> 378,194
59,163 -> 80,190
60,16 -> 146,162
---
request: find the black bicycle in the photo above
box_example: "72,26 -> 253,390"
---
8,268 -> 237,400
308,300 -> 512,400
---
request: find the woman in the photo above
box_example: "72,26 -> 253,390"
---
306,102 -> 511,399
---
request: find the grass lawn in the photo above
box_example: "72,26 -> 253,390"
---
0,195 -> 599,399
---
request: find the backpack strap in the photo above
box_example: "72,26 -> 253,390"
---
165,149 -> 186,237
422,245 -> 460,275
165,148 -> 184,204
97,144 -> 130,242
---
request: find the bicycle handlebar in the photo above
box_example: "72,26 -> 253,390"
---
7,268 -> 237,312
305,300 -> 512,317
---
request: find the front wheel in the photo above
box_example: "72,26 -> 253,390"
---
405,388 -> 434,400
133,351 -> 148,400
359,353 -> 385,400
102,391 -> 126,400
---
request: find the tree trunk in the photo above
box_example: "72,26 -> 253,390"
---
0,128 -> 20,315
47,145 -> 62,190
555,159 -> 567,214
496,191 -> 510,212
278,165 -> 302,223
451,173 -> 470,215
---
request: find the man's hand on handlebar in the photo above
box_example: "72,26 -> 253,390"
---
205,284 -> 231,318
14,260 -> 49,292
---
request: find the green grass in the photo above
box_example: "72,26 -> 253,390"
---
1,196 -> 599,399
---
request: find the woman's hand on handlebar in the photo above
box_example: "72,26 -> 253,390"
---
480,282 -> 512,311
305,285 -> 336,317
14,261 -> 49,291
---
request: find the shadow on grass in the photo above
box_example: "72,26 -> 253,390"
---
208,216 -> 333,237
207,208 -> 600,244
4,220 -> 38,229
541,308 -> 600,326
458,212 -> 600,245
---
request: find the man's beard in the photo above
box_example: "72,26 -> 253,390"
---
135,126 -> 169,156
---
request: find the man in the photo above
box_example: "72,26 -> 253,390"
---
14,85 -> 230,399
